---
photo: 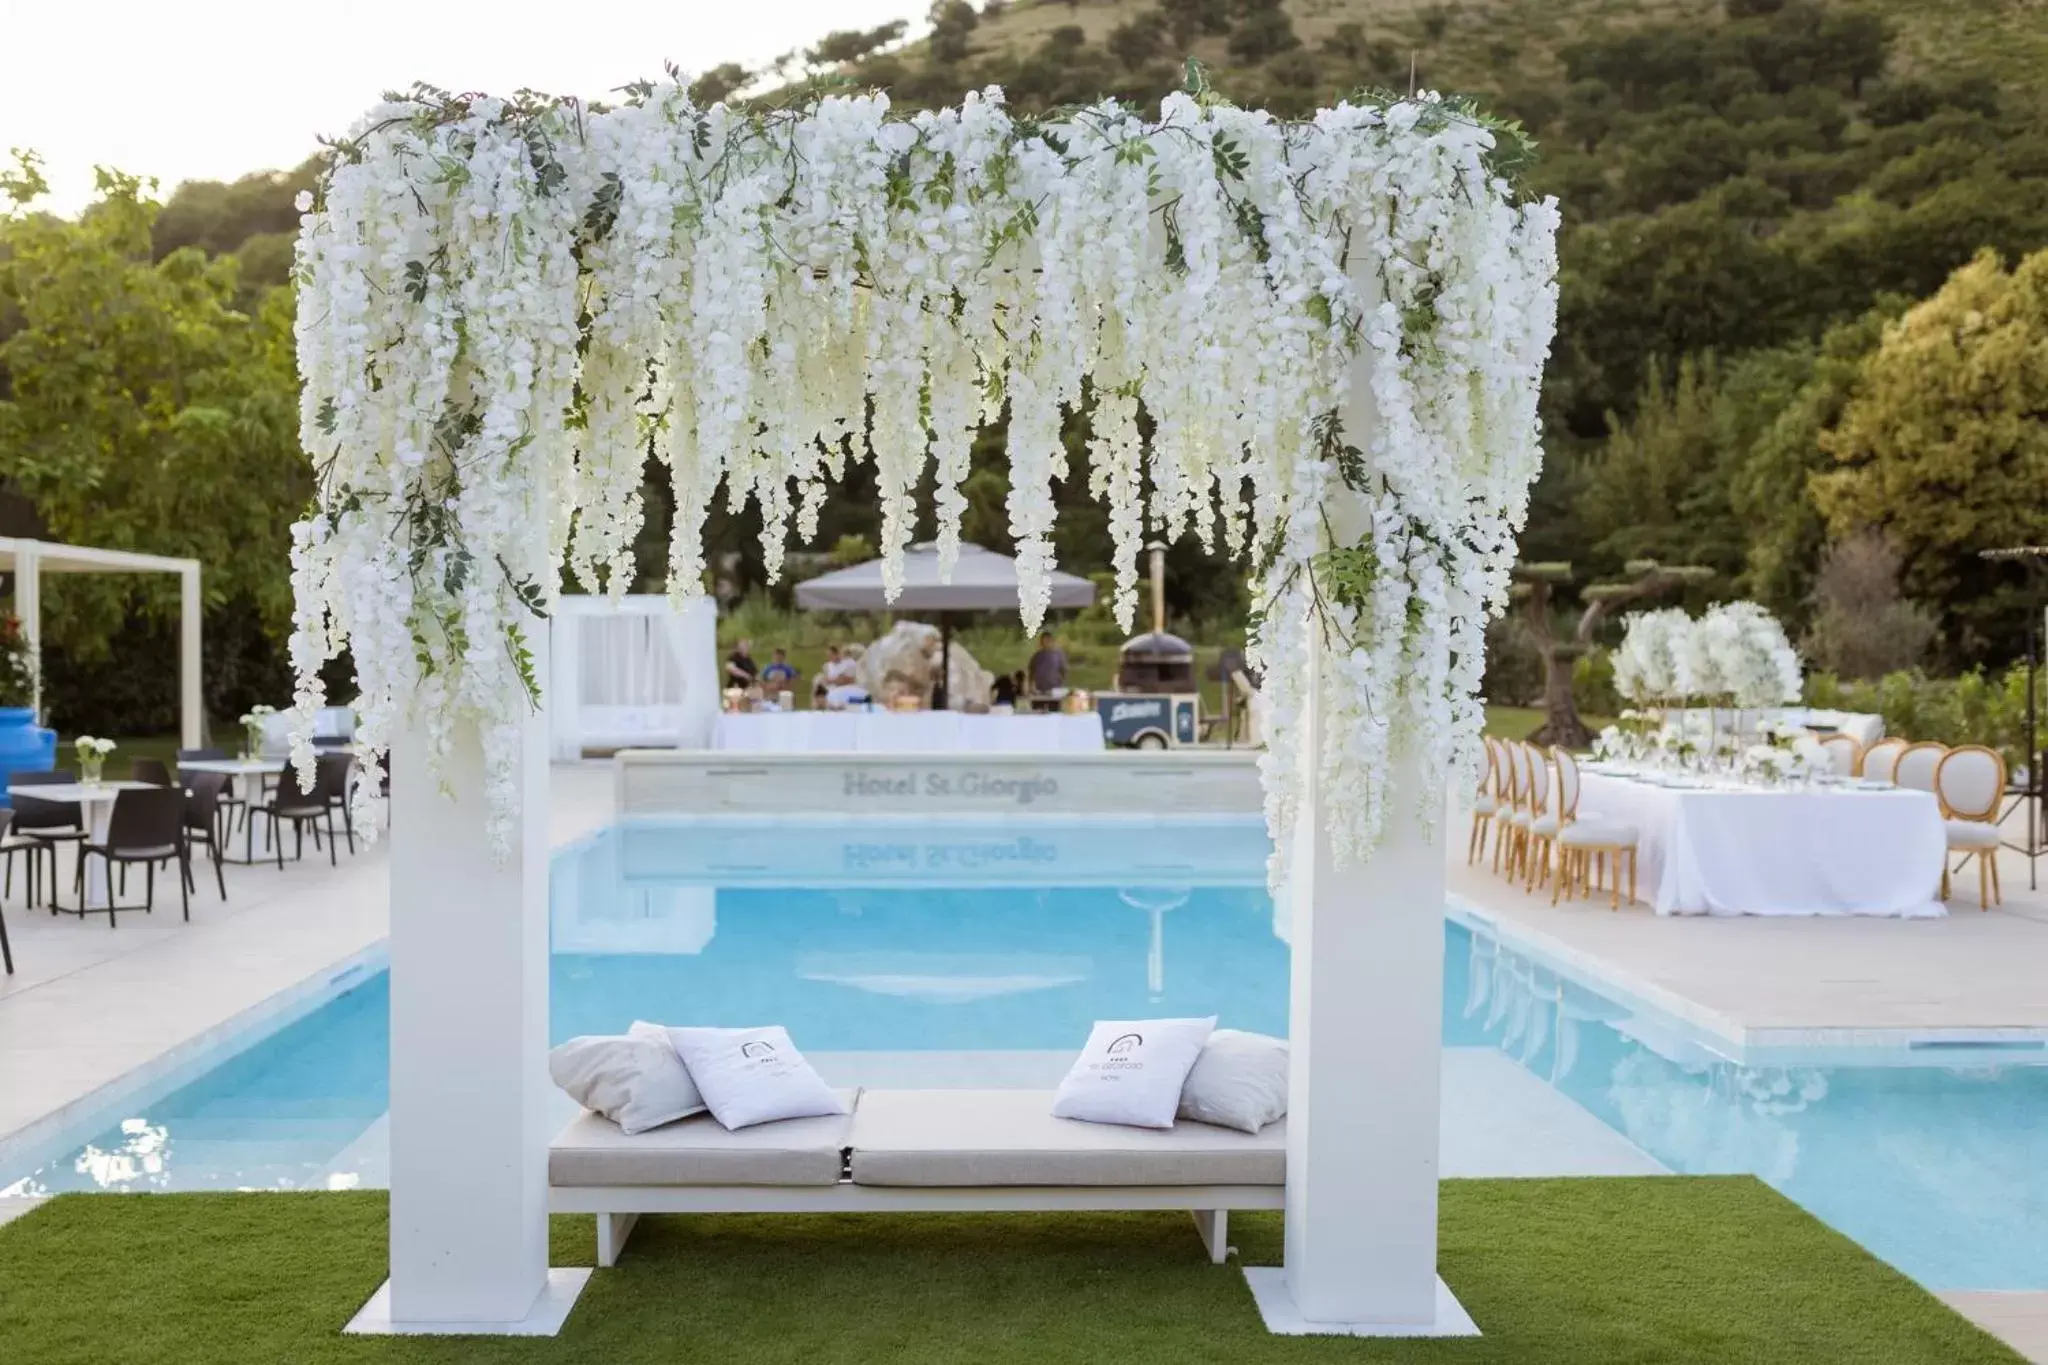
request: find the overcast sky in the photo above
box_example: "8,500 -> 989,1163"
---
6,0 -> 927,214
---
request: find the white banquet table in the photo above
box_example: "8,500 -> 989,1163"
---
712,711 -> 1105,754
1576,770 -> 1946,918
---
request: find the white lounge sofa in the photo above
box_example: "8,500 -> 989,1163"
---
549,1089 -> 1285,1268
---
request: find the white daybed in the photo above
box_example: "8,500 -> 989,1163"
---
549,1089 -> 1285,1267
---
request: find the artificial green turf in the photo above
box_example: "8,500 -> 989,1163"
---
0,1179 -> 2018,1365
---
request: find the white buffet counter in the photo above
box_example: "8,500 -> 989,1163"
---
711,711 -> 1105,754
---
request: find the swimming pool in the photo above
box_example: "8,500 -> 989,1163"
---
4,817 -> 2043,1292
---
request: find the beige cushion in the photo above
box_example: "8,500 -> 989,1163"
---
549,1089 -> 858,1186
848,1089 -> 1284,1187
1945,819 -> 2001,850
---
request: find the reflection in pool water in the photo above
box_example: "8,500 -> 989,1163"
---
1447,927 -> 2048,1290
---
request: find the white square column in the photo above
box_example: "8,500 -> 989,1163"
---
348,669 -> 587,1336
1247,630 -> 1474,1337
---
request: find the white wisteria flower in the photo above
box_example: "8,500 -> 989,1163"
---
289,83 -> 1560,875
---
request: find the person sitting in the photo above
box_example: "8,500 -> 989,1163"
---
991,671 -> 1020,707
761,648 -> 798,687
814,644 -> 846,702
726,639 -> 759,688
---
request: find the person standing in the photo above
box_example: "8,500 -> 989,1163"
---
1027,631 -> 1068,699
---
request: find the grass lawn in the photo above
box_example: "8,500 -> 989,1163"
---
0,1180 -> 2017,1364
1483,706 -> 1615,742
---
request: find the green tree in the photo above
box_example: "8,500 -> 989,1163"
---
0,155 -> 309,673
1726,301 -> 1900,620
1814,247 -> 2048,659
928,1 -> 980,66
689,64 -> 751,105
1576,355 -> 1749,580
806,21 -> 908,68
1108,13 -> 1168,72
151,161 -> 318,260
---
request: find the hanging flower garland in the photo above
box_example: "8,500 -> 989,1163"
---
290,77 -> 1559,874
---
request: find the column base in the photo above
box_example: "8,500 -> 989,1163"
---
343,1268 -> 592,1337
1242,1267 -> 1479,1338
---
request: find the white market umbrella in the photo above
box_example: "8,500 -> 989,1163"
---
794,542 -> 1095,707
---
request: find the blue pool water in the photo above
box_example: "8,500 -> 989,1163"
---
4,817 -> 2044,1292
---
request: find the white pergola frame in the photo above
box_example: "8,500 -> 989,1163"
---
369,286 -> 1461,1339
0,537 -> 204,749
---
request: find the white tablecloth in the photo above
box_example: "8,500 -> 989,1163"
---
712,711 -> 1105,754
1577,771 -> 1946,918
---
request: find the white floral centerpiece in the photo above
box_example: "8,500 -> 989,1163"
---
288,78 -> 1560,877
1699,601 -> 1802,711
1741,742 -> 1807,787
1611,608 -> 1694,712
73,735 -> 116,786
240,704 -> 277,760
1591,724 -> 1632,763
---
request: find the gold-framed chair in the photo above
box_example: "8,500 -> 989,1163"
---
1494,738 -> 1528,878
1521,742 -> 1559,893
1858,736 -> 1907,781
1934,744 -> 2006,909
1893,741 -> 1947,794
1468,740 -> 1502,866
1548,745 -> 1640,910
1816,733 -> 1861,778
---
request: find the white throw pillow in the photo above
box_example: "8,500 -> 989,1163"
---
665,1026 -> 847,1131
1177,1029 -> 1288,1133
1050,1017 -> 1216,1129
547,1028 -> 706,1135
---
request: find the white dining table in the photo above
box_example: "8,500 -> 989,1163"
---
712,710 -> 1106,754
177,757 -> 290,864
1576,768 -> 1947,918
6,780 -> 155,911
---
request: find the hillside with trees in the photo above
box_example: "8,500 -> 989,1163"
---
3,0 -> 2045,733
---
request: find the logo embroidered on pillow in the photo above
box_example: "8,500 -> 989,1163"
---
1051,1017 -> 1215,1128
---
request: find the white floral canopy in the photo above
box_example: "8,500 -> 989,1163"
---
290,79 -> 1559,875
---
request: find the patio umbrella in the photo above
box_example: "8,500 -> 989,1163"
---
794,542 -> 1095,708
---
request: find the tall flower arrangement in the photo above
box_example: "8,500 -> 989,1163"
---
1699,600 -> 1803,709
292,81 -> 1559,874
1611,608 -> 1693,708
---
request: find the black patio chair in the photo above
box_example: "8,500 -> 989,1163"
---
320,752 -> 358,856
178,747 -> 248,838
130,757 -> 174,786
9,769 -> 83,910
0,809 -> 15,974
1,802 -> 55,915
181,770 -> 232,901
76,787 -> 190,927
252,752 -> 353,868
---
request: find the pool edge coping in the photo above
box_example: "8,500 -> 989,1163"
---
1445,893 -> 2048,1064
